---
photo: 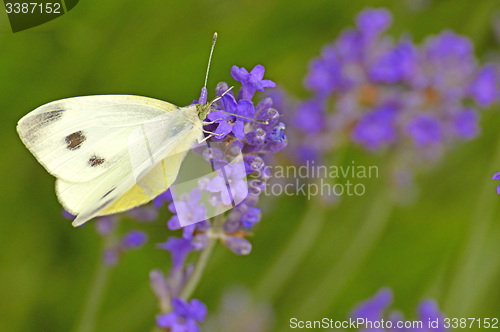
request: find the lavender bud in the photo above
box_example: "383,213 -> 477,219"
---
246,128 -> 266,146
216,82 -> 231,96
224,236 -> 252,255
149,269 -> 170,311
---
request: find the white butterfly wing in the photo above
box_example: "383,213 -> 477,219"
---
17,95 -> 180,183
18,95 -> 203,226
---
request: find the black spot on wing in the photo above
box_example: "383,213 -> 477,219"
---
89,155 -> 105,167
65,131 -> 86,150
41,109 -> 64,123
20,109 -> 64,137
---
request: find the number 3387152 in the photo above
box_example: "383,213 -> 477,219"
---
5,3 -> 61,14
444,318 -> 498,329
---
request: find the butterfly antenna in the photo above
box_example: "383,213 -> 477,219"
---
208,86 -> 234,107
204,32 -> 218,90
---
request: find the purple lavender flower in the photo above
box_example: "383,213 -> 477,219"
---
156,297 -> 207,332
240,206 -> 261,229
208,94 -> 255,139
278,7 -> 498,181
153,190 -> 173,209
159,66 -> 282,263
157,237 -> 194,270
147,63 -> 284,330
168,188 -> 207,233
231,65 -> 276,100
206,162 -> 249,206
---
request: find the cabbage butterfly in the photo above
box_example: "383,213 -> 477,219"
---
17,33 -> 257,227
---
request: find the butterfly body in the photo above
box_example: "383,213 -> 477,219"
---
17,95 -> 206,226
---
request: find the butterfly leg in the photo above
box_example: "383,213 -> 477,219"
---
202,130 -> 224,137
203,118 -> 223,125
199,134 -> 214,143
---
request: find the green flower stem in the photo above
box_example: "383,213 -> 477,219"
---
74,229 -> 117,332
255,195 -> 327,301
297,185 -> 392,318
74,263 -> 112,332
180,236 -> 217,300
180,213 -> 224,300
445,137 -> 500,315
150,215 -> 223,332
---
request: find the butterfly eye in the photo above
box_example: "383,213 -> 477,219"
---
65,131 -> 86,150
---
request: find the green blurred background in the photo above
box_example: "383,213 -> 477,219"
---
2,0 -> 500,331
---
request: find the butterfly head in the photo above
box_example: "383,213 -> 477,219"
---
196,103 -> 212,121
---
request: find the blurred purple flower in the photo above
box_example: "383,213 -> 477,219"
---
121,230 -> 148,250
356,8 -> 392,37
351,288 -> 393,328
370,41 -> 417,83
156,297 -> 207,332
351,288 -> 448,332
492,172 -> 500,195
352,106 -> 398,150
454,109 -> 479,139
278,7 -> 498,179
293,100 -> 326,134
94,216 -> 117,236
157,237 -> 194,270
469,64 -> 499,107
406,114 -> 443,147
